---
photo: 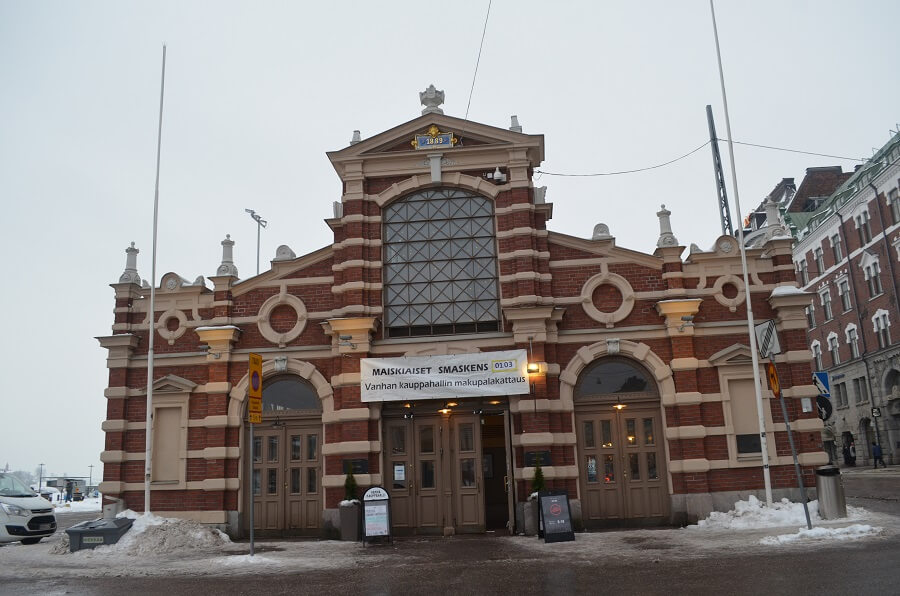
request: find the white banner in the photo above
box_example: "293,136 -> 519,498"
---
360,350 -> 530,402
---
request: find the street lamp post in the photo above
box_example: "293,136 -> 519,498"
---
38,463 -> 44,493
244,209 -> 268,275
88,464 -> 94,491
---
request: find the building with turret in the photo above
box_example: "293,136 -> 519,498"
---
97,87 -> 826,536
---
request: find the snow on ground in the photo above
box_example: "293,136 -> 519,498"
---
687,495 -> 883,547
0,497 -> 894,579
760,524 -> 883,545
52,496 -> 102,514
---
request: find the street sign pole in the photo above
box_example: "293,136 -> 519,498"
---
766,361 -> 812,530
248,353 -> 263,556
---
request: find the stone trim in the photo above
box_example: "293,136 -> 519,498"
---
579,269 -> 635,328
511,432 -> 576,446
257,290 -> 308,348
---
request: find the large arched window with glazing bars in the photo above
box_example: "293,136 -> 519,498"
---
382,188 -> 501,338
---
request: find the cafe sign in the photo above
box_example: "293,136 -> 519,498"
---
360,350 -> 530,402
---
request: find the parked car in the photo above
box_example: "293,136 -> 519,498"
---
0,473 -> 57,544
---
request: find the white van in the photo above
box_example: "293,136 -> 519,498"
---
0,472 -> 57,544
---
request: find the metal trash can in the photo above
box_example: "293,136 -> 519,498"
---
66,517 -> 134,552
815,465 -> 847,519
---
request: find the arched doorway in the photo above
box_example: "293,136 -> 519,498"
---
247,375 -> 322,536
574,357 -> 669,526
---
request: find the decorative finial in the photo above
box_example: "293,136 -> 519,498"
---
592,223 -> 612,241
274,245 -> 296,261
656,204 -> 679,248
419,84 -> 444,115
216,234 -> 239,277
763,198 -> 788,241
509,115 -> 522,133
118,242 -> 141,284
350,130 -> 361,145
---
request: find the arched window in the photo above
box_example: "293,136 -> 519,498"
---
575,358 -> 657,400
261,376 -> 320,413
383,187 -> 500,337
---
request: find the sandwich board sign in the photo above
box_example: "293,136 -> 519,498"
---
538,491 -> 575,543
362,486 -> 392,545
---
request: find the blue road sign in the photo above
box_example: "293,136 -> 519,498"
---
813,372 -> 830,398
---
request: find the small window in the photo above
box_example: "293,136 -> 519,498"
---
821,290 -> 833,320
812,343 -> 823,371
798,260 -> 809,285
889,188 -> 900,225
737,434 -> 761,454
261,376 -> 321,413
857,212 -> 872,245
806,306 -> 816,329
831,234 -> 843,262
814,248 -> 825,274
848,327 -> 860,359
839,280 -> 851,312
828,335 -> 841,366
575,358 -> 656,399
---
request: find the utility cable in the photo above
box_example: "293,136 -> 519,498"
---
536,137 -> 869,177
536,140 -> 710,177
464,0 -> 492,121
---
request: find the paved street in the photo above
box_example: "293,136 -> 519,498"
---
2,469 -> 898,596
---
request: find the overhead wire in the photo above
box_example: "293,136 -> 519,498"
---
464,0 -> 492,121
535,138 -> 868,177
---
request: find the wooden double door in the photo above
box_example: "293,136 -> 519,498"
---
385,413 -> 508,534
249,421 -> 321,535
576,404 -> 669,526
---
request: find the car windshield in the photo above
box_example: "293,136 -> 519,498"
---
0,473 -> 36,498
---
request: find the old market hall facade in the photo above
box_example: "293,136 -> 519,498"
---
97,88 -> 827,536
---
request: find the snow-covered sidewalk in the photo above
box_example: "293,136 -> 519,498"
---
0,498 -> 893,580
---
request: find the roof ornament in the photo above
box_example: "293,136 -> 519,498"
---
509,115 -> 523,133
350,130 -> 361,145
656,204 -> 679,248
763,198 -> 788,240
216,234 -> 239,278
592,223 -> 613,241
420,84 -> 444,115
119,242 -> 142,284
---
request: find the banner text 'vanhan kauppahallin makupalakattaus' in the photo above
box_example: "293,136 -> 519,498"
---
360,350 -> 530,402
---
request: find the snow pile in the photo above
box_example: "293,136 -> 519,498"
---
760,524 -> 882,545
689,496 -> 821,530
54,510 -> 231,557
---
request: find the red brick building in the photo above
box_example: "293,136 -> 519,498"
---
97,88 -> 826,536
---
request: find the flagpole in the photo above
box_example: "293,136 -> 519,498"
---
709,1 -> 773,505
145,44 -> 167,515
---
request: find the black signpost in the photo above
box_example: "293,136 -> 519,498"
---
538,490 -> 575,543
362,486 -> 392,546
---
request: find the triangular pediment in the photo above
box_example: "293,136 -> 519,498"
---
327,113 -> 544,169
548,231 -> 663,270
708,344 -> 754,366
150,374 -> 197,394
231,245 -> 333,297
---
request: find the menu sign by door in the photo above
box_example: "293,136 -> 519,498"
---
539,491 -> 575,543
362,486 -> 392,544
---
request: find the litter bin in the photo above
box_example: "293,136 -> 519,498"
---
815,465 -> 847,519
66,517 -> 134,552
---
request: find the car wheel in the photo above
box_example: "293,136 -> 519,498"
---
21,537 -> 42,545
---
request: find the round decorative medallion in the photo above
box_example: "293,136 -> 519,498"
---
258,292 -> 308,347
580,271 -> 635,328
165,278 -> 178,290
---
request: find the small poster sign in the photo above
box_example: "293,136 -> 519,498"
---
362,486 -> 392,544
538,491 -> 575,543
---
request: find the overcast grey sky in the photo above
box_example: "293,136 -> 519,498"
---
1,1 -> 898,481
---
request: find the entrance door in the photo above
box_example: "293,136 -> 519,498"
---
385,408 -> 502,534
577,405 -> 668,525
249,421 -> 321,535
451,414 -> 484,532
